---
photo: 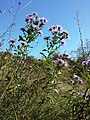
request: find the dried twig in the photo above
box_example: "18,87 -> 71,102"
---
73,11 -> 85,59
0,2 -> 21,39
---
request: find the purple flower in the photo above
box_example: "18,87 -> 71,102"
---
73,74 -> 84,84
20,40 -> 27,45
62,53 -> 71,59
22,60 -> 25,64
26,13 -> 35,21
27,14 -> 32,19
38,30 -> 43,36
63,30 -> 70,39
52,26 -> 56,29
42,17 -> 48,22
55,59 -> 64,64
82,59 -> 90,66
29,17 -> 34,21
33,25 -> 40,31
64,61 -> 68,67
63,30 -> 68,35
9,38 -> 16,43
61,40 -> 66,46
48,26 -> 55,31
82,61 -> 86,65
58,54 -> 63,57
86,59 -> 90,66
48,27 -> 53,31
76,92 -> 84,97
52,30 -> 58,35
32,12 -> 37,16
39,17 -> 48,23
56,25 -> 63,31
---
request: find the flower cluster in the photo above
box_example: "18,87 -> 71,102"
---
58,52 -> 71,60
73,74 -> 84,84
20,40 -> 27,45
53,52 -> 70,67
48,25 -> 70,39
55,58 -> 68,67
82,59 -> 90,66
22,12 -> 48,36
17,12 -> 48,59
48,25 -> 63,33
76,92 -> 89,100
43,25 -> 70,50
9,38 -> 16,43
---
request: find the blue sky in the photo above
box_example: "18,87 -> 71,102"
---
0,0 -> 90,58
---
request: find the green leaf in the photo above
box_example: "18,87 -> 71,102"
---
18,51 -> 21,55
17,45 -> 20,50
19,35 -> 23,41
48,51 -> 55,56
40,52 -> 46,58
42,49 -> 47,51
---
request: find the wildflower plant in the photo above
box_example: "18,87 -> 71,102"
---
67,54 -> 90,119
81,59 -> 90,89
40,25 -> 69,59
14,12 -> 48,59
0,10 -> 90,120
39,24 -> 70,91
8,38 -> 16,51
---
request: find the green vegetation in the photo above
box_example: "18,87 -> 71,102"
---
0,51 -> 90,120
0,11 -> 90,120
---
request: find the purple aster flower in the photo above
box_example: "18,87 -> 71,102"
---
73,74 -> 84,84
38,30 -> 43,36
39,17 -> 48,23
86,59 -> 90,66
26,13 -> 35,22
9,38 -> 16,43
82,61 -> 86,65
56,25 -> 63,31
55,59 -> 64,64
42,17 -> 48,22
63,30 -> 70,39
52,26 -> 56,29
48,26 -> 55,31
44,36 -> 50,40
33,25 -> 40,31
76,92 -> 84,97
62,52 -> 71,59
61,40 -> 66,46
58,54 -> 63,57
52,30 -> 58,35
20,40 -> 27,45
64,61 -> 68,67
39,18 -> 43,23
73,74 -> 79,79
63,30 -> 69,35
27,14 -> 32,19
29,17 -> 34,21
22,60 -> 25,64
32,12 -> 37,16
48,27 -> 53,31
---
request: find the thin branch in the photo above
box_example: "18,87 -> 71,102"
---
0,2 -> 21,39
0,79 -> 12,103
73,11 -> 85,59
